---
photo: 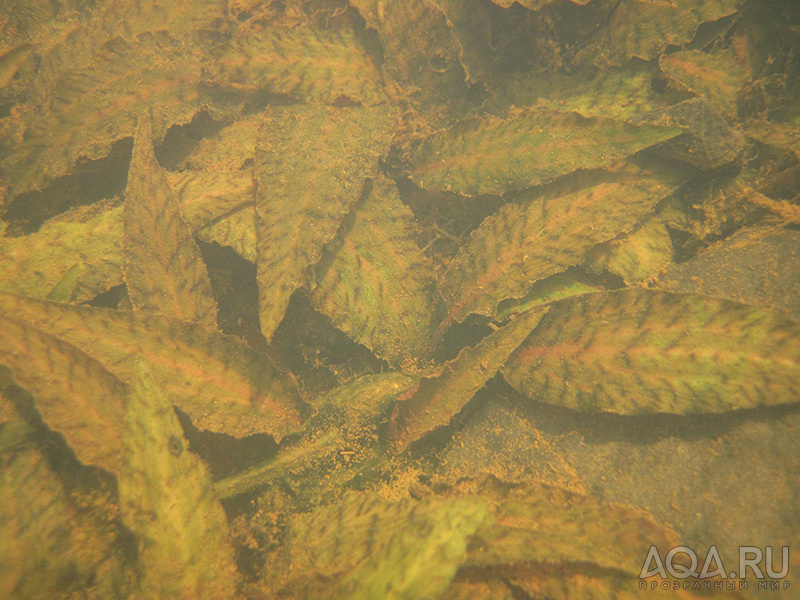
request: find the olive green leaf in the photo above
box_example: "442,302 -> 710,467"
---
502,289 -> 800,415
495,271 -> 602,322
488,0 -> 590,9
584,217 -> 675,285
440,170 -> 679,325
0,167 -> 253,303
0,440 -> 134,600
659,49 -> 749,119
741,117 -> 800,160
215,373 -> 416,501
410,110 -> 683,196
0,291 -> 303,440
178,113 -> 263,172
0,314 -> 128,474
389,305 -> 549,453
0,202 -> 124,302
197,203 -> 257,262
312,173 -> 436,372
209,26 -> 387,105
461,478 -> 676,577
573,0 -> 743,68
255,104 -> 397,341
119,359 -> 238,600
633,98 -> 745,170
349,0 -> 474,126
2,30 -> 226,197
123,114 -> 217,327
268,491 -> 488,600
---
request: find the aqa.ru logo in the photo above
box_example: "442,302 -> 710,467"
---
639,546 -> 790,592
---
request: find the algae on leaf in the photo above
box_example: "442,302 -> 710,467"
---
0,440 -> 134,600
410,110 -> 683,196
123,113 -> 218,328
255,104 -> 397,341
119,359 -> 238,600
440,171 -> 679,324
312,173 -> 436,372
573,0 -> 743,68
265,490 -> 488,600
390,305 -> 549,452
503,289 -> 800,415
210,26 -> 387,105
0,314 -> 128,475
0,291 -> 303,440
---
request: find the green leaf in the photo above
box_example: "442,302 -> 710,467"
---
312,174 -> 436,371
0,166 -> 253,303
123,114 -> 217,327
440,169 -> 679,325
0,441 -> 133,599
502,289 -> 800,415
488,0 -> 590,9
659,49 -> 749,119
584,217 -> 675,285
270,491 -> 488,600
2,30 -> 226,197
215,373 -> 416,501
255,104 -> 397,341
633,98 -> 745,170
389,305 -> 549,452
495,271 -> 603,322
124,114 -> 218,326
119,359 -> 238,599
410,110 -> 683,196
0,291 -> 303,440
0,314 -> 128,474
349,0 -> 470,121
209,26 -> 387,105
573,0 -> 743,68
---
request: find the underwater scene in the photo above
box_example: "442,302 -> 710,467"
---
1,0 -> 799,598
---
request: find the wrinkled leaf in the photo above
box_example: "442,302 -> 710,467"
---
741,117 -> 800,160
440,170 -> 679,324
659,49 -> 749,118
123,114 -> 217,327
267,491 -> 488,600
503,289 -> 800,415
633,98 -> 745,170
506,61 -> 665,123
350,0 -> 469,121
0,167 -> 253,303
410,110 -> 683,196
0,291 -> 303,440
119,359 -> 238,599
255,104 -> 397,341
390,305 -> 549,452
312,174 -> 436,371
574,0 -> 742,68
461,478 -> 676,576
488,0 -> 590,9
210,26 -> 387,105
0,314 -> 127,474
215,373 -> 416,500
0,441 -> 133,600
658,225 -> 800,322
2,30 -> 226,197
495,271 -> 602,322
585,217 -> 675,285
